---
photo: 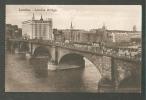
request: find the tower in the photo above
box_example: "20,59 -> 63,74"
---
133,25 -> 137,32
102,23 -> 106,30
70,21 -> 73,30
101,23 -> 107,42
40,14 -> 43,21
70,21 -> 73,41
32,13 -> 35,20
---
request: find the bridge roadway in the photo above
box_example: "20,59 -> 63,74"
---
8,38 -> 141,62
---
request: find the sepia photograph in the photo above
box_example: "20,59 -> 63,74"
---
5,5 -> 142,92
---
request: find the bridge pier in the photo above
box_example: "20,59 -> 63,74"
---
98,58 -> 119,92
8,41 -> 18,54
111,58 -> 119,90
10,42 -> 15,54
25,52 -> 32,60
80,58 -> 85,68
28,43 -> 33,55
55,46 -> 58,65
24,43 -> 33,59
98,57 -> 141,92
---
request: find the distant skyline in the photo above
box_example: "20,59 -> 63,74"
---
6,5 -> 141,31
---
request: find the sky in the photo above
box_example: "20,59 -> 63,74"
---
6,5 -> 141,31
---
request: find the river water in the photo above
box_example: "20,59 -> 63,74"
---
5,52 -> 101,92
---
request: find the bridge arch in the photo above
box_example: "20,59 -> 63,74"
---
33,46 -> 51,60
59,53 -> 85,67
58,53 -> 102,77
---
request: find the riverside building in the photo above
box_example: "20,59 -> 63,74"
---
22,14 -> 54,40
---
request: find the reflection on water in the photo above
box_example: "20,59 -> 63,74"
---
5,52 -> 101,92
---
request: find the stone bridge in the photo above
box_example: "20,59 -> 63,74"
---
7,39 -> 141,92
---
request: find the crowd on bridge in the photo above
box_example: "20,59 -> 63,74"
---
28,39 -> 141,60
